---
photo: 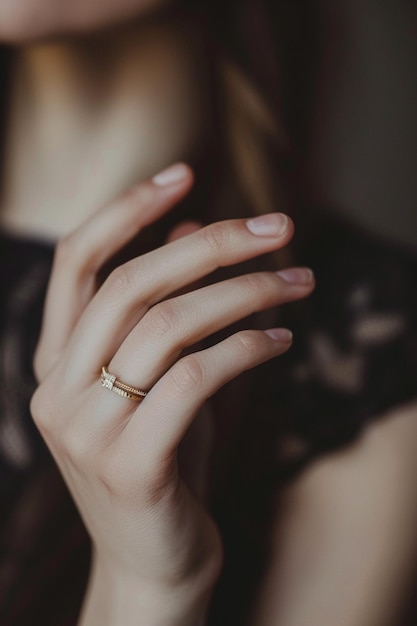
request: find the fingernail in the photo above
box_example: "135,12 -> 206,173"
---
246,213 -> 289,237
265,328 -> 293,342
152,163 -> 189,187
276,267 -> 314,285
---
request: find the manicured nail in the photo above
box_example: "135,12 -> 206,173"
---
265,328 -> 293,342
246,213 -> 288,237
152,163 -> 189,187
276,267 -> 314,285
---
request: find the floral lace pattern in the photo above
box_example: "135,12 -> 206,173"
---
275,212 -> 417,477
0,233 -> 89,625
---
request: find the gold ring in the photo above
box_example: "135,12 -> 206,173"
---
100,366 -> 148,402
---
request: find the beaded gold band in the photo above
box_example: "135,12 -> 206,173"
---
100,366 -> 148,402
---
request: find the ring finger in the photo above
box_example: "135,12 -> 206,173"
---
102,267 -> 314,406
64,214 -> 295,384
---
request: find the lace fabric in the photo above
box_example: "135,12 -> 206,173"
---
0,219 -> 416,622
0,232 -> 89,625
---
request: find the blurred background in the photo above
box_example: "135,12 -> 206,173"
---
0,1 -> 417,625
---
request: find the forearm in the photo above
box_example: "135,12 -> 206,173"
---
79,552 -> 213,626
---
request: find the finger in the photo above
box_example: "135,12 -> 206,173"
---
109,268 -> 314,390
35,163 -> 193,381
165,221 -> 202,243
65,213 -> 294,381
164,221 -> 206,298
120,328 -> 293,469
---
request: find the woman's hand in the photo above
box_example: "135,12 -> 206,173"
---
30,163 -> 315,625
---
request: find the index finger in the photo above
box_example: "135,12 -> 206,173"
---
64,212 -> 294,382
35,163 -> 194,381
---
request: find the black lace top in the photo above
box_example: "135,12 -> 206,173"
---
0,233 -> 89,626
277,211 -> 417,477
0,215 -> 417,624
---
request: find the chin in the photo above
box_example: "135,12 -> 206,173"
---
0,17 -> 38,44
0,0 -> 170,45
0,1 -> 68,44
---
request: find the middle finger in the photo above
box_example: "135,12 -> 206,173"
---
107,267 -> 315,392
64,213 -> 294,381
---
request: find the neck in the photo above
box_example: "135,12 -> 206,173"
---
1,17 -> 205,240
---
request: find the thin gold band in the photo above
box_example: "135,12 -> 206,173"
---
100,366 -> 148,402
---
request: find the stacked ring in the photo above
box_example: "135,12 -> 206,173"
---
100,366 -> 148,402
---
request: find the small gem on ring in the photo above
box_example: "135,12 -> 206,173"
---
101,367 -> 116,390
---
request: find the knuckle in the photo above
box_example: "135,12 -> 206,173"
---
121,182 -> 155,210
201,223 -> 229,253
30,384 -> 55,435
54,230 -> 99,282
144,300 -> 179,340
169,355 -> 205,395
54,233 -> 79,267
243,272 -> 270,300
233,331 -> 260,359
105,263 -> 135,296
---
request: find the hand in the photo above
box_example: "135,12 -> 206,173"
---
30,163 -> 315,624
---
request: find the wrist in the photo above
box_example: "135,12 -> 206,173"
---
78,550 -> 220,626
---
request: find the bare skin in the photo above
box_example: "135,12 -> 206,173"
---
252,401 -> 417,626
0,7 -> 314,624
30,167 -> 314,625
1,2 -> 417,626
1,16 -> 206,238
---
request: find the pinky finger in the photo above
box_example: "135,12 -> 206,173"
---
122,328 -> 293,466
